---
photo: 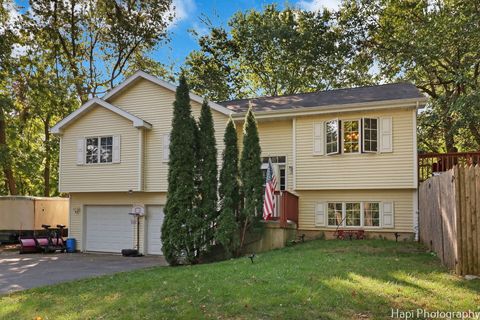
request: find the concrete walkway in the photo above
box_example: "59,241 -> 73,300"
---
0,251 -> 167,295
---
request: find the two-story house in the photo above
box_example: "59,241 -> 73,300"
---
51,71 -> 427,254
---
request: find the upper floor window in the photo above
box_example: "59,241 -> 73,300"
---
314,116 -> 392,155
363,118 -> 378,152
342,120 -> 360,153
86,136 -> 113,164
326,120 -> 339,155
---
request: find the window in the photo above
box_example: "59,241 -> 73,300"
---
85,136 -> 113,164
343,120 -> 360,153
325,120 -> 339,154
325,201 -> 381,228
322,117 -> 389,155
364,202 -> 380,227
86,138 -> 98,164
345,202 -> 361,226
363,118 -> 378,152
261,156 -> 286,190
327,202 -> 343,226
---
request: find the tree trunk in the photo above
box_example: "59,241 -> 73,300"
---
468,122 -> 480,149
43,116 -> 51,197
0,108 -> 17,195
443,116 -> 456,152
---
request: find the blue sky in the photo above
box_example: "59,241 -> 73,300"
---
153,0 -> 341,69
10,0 -> 342,71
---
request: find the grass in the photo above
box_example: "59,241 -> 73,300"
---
1,240 -> 479,320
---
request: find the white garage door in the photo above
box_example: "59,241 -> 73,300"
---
146,206 -> 164,255
85,205 -> 133,253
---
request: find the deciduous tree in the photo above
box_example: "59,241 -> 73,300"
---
338,0 -> 480,151
185,4 -> 375,101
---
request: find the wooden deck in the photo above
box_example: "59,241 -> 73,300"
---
418,152 -> 480,182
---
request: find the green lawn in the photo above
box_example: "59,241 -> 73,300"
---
1,240 -> 479,320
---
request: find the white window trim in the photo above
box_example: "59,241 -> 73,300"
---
84,135 -> 115,165
325,201 -> 382,229
344,202 -> 362,227
261,156 -> 287,191
363,201 -> 381,228
341,119 -> 361,155
362,117 -> 379,153
327,202 -> 344,227
325,118 -> 340,156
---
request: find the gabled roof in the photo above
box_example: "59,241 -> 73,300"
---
50,98 -> 152,134
220,83 -> 427,114
103,70 -> 233,116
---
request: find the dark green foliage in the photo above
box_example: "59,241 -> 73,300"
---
216,118 -> 240,257
0,0 -> 173,196
338,0 -> 480,151
195,100 -> 218,254
185,4 -> 375,101
161,75 -> 198,265
239,107 -> 263,250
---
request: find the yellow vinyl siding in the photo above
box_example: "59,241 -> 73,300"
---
297,189 -> 414,233
69,192 -> 167,253
59,107 -> 138,193
295,108 -> 415,190
108,79 -> 228,192
237,119 -> 293,190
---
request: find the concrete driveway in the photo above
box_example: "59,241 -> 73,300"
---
0,251 -> 167,295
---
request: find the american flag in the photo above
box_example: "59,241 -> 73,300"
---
262,158 -> 277,220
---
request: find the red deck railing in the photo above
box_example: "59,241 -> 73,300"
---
418,152 -> 480,182
272,190 -> 299,228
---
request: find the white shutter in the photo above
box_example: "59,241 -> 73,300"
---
380,116 -> 393,153
315,202 -> 326,226
382,201 -> 394,228
313,122 -> 324,155
163,134 -> 170,161
77,139 -> 84,165
112,135 -> 121,163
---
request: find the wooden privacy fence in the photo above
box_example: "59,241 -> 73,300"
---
419,165 -> 480,275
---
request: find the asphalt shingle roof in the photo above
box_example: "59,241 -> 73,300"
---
219,83 -> 425,113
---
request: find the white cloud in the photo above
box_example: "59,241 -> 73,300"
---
190,22 -> 209,38
168,0 -> 196,27
297,0 -> 342,12
1,1 -> 21,34
11,43 -> 29,58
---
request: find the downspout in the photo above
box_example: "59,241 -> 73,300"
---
138,128 -> 144,191
414,101 -> 419,241
292,117 -> 296,190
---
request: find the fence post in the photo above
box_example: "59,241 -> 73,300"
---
454,166 -> 463,275
475,165 -> 480,275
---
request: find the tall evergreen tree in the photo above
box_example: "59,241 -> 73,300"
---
239,106 -> 263,250
161,75 -> 198,265
195,100 -> 218,253
216,118 -> 240,257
